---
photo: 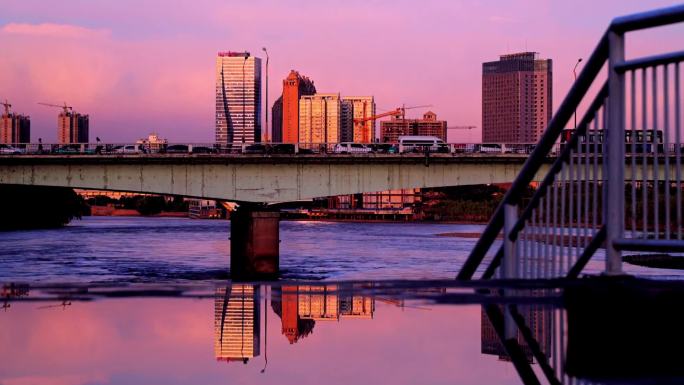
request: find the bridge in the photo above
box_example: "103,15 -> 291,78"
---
0,152 -> 551,202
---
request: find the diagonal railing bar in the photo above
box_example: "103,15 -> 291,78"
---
481,246 -> 504,280
566,226 -> 607,279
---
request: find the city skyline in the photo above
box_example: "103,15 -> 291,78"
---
1,0 -> 682,143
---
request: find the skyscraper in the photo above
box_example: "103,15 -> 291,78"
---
299,93 -> 342,145
277,70 -> 316,143
58,111 -> 89,144
216,51 -> 262,144
1,103 -> 30,144
482,52 -> 552,143
343,96 -> 376,143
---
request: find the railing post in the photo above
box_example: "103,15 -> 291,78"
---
503,203 -> 518,279
503,203 -> 518,340
605,30 -> 625,275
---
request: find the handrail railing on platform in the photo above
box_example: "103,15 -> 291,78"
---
458,4 -> 684,281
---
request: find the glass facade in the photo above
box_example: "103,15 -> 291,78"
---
215,52 -> 262,144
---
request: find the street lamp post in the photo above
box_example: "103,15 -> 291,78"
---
242,51 -> 250,144
262,47 -> 269,143
573,58 -> 583,130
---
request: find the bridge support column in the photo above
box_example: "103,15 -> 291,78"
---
230,206 -> 280,280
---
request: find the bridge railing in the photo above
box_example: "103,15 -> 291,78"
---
458,4 -> 684,281
1,142 -> 549,156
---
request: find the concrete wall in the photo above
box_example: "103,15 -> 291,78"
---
0,155 -> 551,203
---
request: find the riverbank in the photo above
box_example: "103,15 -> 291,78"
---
89,205 -> 188,217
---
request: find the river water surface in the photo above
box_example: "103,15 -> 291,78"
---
1,217 -> 682,385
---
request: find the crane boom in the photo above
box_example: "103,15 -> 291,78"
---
38,102 -> 73,114
353,104 -> 433,124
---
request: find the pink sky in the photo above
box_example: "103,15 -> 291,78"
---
0,0 -> 682,143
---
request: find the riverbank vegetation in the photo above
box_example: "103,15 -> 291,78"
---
0,185 -> 87,230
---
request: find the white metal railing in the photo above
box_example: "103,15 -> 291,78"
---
458,4 -> 684,281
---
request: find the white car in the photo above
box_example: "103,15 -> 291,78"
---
112,144 -> 141,154
0,144 -> 22,154
333,142 -> 372,154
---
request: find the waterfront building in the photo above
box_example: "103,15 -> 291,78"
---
214,285 -> 260,362
299,94 -> 342,145
482,52 -> 552,143
343,96 -> 376,143
215,51 -> 262,144
188,199 -> 221,219
58,110 -> 89,144
136,133 -> 168,153
380,111 -> 447,143
275,70 -> 316,143
0,105 -> 30,144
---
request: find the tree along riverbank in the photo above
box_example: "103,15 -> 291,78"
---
0,185 -> 87,230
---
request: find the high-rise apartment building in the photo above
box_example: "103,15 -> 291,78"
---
275,70 -> 316,143
214,285 -> 260,362
299,93 -> 342,145
1,104 -> 30,144
343,96 -> 376,143
380,111 -> 447,143
58,111 -> 89,144
482,52 -> 552,143
215,51 -> 262,144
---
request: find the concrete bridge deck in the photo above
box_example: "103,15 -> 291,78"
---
0,153 -> 547,203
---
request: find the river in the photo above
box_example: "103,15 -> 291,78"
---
1,216 -> 682,384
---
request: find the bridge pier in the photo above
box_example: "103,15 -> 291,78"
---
230,205 -> 280,280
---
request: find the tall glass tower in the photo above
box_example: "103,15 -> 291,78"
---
215,51 -> 262,144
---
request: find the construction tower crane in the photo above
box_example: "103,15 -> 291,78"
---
2,99 -> 11,115
447,126 -> 476,130
353,104 -> 433,124
38,102 -> 73,114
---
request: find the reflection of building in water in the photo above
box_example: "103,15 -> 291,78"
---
339,293 -> 374,319
272,284 -> 374,344
481,304 -> 550,362
214,285 -> 260,363
298,285 -> 339,321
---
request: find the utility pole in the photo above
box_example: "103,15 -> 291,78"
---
242,52 -> 249,144
573,58 -> 583,130
262,47 -> 269,142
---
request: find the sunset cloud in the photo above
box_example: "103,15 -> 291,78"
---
1,23 -> 110,39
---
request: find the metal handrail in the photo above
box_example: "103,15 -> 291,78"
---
458,4 -> 684,280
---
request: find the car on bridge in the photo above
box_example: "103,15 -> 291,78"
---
0,144 -> 23,155
165,144 -> 190,154
53,144 -> 95,155
333,143 -> 372,154
398,136 -> 449,153
112,144 -> 140,154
